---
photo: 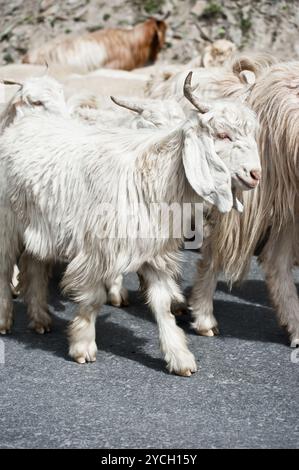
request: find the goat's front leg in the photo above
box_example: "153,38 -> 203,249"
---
68,283 -> 107,364
260,222 -> 299,347
190,245 -> 219,337
18,253 -> 52,334
139,263 -> 197,376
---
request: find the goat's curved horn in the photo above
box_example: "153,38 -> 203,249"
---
43,61 -> 49,76
110,96 -> 143,114
1,79 -> 23,87
162,11 -> 171,20
183,71 -> 210,114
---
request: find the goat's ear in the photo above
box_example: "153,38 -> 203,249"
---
182,126 -> 233,213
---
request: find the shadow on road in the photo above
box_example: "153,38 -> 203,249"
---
10,283 -> 167,373
120,280 -> 289,346
4,275 -> 292,372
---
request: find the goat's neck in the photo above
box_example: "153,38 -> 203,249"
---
130,24 -> 156,65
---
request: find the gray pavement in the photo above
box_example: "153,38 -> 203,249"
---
0,251 -> 298,449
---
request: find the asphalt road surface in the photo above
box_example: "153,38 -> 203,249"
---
0,251 -> 298,449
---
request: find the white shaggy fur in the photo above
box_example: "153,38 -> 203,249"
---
0,76 -> 70,300
0,82 -> 260,375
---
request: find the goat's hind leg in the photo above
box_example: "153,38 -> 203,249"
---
260,222 -> 299,347
18,253 -> 52,334
139,263 -> 197,376
190,243 -> 219,337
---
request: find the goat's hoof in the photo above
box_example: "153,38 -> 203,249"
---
0,328 -> 11,335
70,341 -> 97,364
29,312 -> 52,335
171,301 -> 189,316
176,368 -> 194,377
0,318 -> 12,335
197,326 -> 219,337
168,351 -> 197,377
108,288 -> 129,308
74,354 -> 97,364
290,337 -> 299,348
32,324 -> 51,335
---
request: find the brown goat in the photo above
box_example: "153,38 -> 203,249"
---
22,18 -> 167,72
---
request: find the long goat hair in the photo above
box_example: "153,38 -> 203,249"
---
22,18 -> 167,72
208,61 -> 299,282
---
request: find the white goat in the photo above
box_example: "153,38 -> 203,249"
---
0,77 -> 131,311
0,73 -> 260,375
68,94 -> 185,308
185,60 -> 299,347
0,76 -> 69,300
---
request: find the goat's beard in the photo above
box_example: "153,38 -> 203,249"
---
232,187 -> 244,213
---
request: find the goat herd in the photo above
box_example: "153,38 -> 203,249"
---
0,19 -> 298,377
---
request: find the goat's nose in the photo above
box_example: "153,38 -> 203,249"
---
250,169 -> 261,181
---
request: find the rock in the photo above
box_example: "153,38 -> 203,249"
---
0,0 -> 298,67
39,0 -> 55,12
191,1 -> 207,17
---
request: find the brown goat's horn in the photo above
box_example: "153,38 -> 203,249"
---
162,11 -> 171,20
110,96 -> 143,114
1,79 -> 23,87
183,71 -> 210,114
44,61 -> 49,74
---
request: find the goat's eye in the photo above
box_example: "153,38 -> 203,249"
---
32,100 -> 43,106
217,132 -> 232,141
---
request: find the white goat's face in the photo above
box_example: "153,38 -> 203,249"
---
200,100 -> 261,191
20,77 -> 69,117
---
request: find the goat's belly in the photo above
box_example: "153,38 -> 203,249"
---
120,237 -> 182,275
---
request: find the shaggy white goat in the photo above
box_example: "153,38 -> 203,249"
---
187,60 -> 299,347
0,76 -> 69,300
0,73 -> 260,375
0,77 -> 131,311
